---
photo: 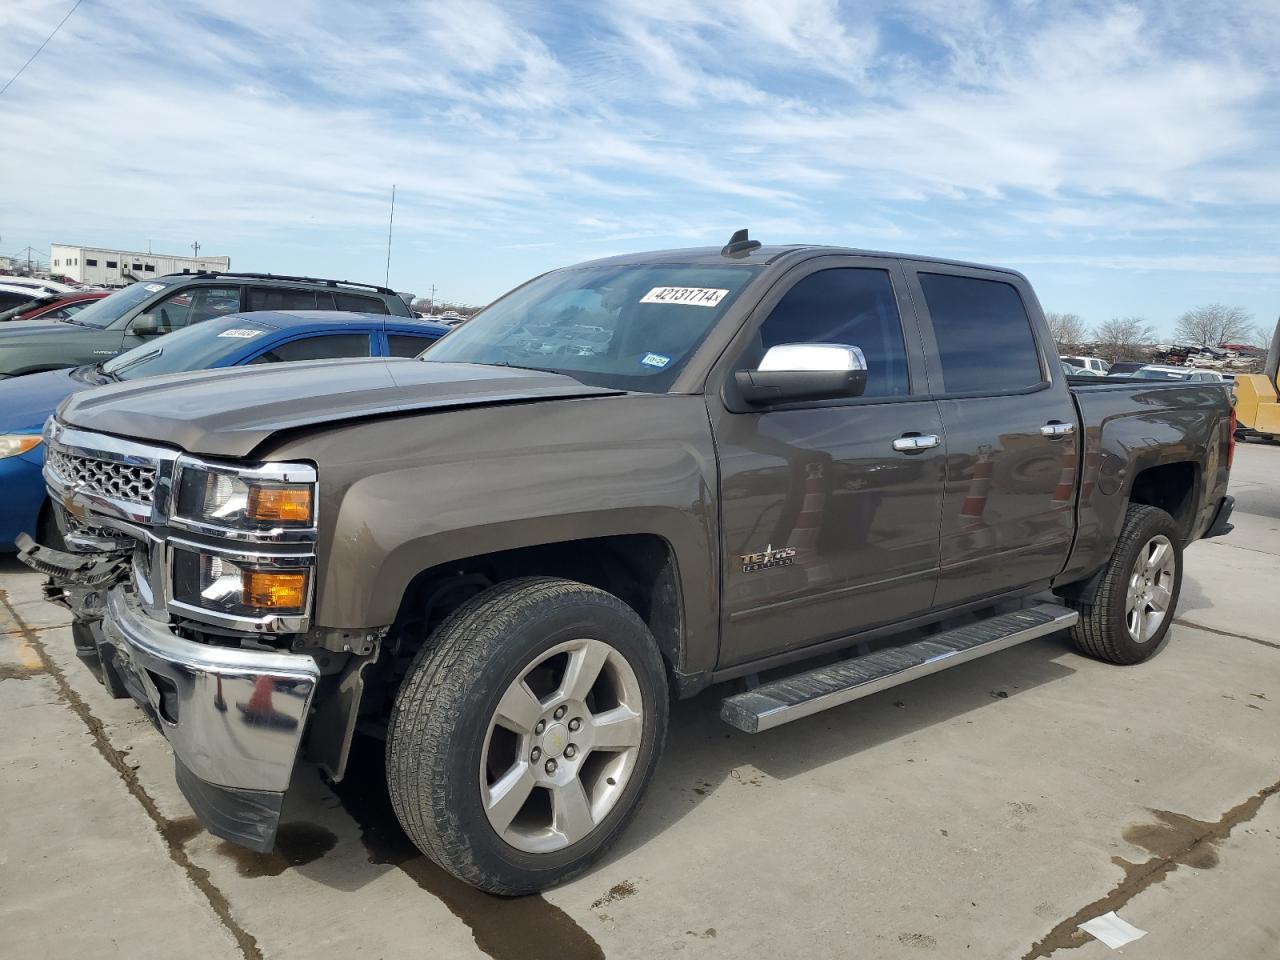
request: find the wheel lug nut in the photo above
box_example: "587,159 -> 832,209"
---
545,759 -> 557,774
568,717 -> 582,732
553,705 -> 567,720
534,720 -> 546,735
531,747 -> 541,762
564,744 -> 577,759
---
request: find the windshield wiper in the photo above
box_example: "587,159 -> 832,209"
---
105,346 -> 162,377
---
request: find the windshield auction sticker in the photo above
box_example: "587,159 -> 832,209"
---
640,287 -> 729,307
217,328 -> 265,338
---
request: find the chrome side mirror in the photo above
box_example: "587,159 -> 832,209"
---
736,343 -> 868,406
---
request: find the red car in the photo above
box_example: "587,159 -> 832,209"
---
0,291 -> 109,323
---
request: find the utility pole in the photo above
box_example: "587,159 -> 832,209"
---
429,284 -> 437,313
191,241 -> 201,259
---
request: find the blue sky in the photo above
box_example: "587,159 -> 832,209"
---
1,0 -> 1277,335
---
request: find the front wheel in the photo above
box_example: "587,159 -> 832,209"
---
1067,504 -> 1183,665
386,577 -> 669,895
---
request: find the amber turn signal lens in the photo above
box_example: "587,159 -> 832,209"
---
242,571 -> 308,610
246,485 -> 313,524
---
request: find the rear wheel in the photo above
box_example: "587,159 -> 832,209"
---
386,577 -> 669,894
1067,504 -> 1182,665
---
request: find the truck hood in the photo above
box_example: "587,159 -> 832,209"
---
56,358 -> 624,458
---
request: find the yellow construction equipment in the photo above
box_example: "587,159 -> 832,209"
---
1236,319 -> 1280,439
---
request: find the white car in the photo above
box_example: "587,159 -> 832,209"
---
0,282 -> 49,312
1132,365 -> 1226,382
0,276 -> 77,296
1061,355 -> 1111,375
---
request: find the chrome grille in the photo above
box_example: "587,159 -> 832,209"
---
48,447 -> 157,506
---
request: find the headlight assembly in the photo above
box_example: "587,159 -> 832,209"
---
171,547 -> 311,620
0,435 -> 41,459
175,462 -> 315,532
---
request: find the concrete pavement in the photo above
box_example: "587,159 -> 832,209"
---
1,443 -> 1276,960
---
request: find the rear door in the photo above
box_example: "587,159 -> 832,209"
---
903,265 -> 1078,606
710,257 -> 945,668
382,329 -> 444,357
245,332 -> 374,363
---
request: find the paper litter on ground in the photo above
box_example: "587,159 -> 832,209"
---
1078,911 -> 1148,949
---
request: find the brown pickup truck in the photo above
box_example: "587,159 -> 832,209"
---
20,233 -> 1235,894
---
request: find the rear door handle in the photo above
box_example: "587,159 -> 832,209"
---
893,434 -> 941,452
1041,421 -> 1075,439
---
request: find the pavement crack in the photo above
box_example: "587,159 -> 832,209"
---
1173,617 -> 1280,651
1022,779 -> 1280,959
0,592 -> 263,960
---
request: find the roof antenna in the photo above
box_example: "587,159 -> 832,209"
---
721,228 -> 761,258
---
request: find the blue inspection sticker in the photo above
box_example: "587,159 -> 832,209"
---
641,353 -> 671,368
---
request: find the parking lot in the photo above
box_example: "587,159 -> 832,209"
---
1,441 -> 1275,960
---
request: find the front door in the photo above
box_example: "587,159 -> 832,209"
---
118,285 -> 243,354
710,259 -> 945,668
904,268 -> 1078,606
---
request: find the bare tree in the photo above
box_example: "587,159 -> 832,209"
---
1093,316 -> 1156,362
1174,303 -> 1258,348
1045,312 -> 1087,350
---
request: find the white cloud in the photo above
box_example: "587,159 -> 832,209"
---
0,0 -> 1275,311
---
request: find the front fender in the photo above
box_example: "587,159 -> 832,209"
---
266,394 -> 722,671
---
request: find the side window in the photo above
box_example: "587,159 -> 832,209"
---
919,273 -> 1043,394
755,268 -> 909,398
149,286 -> 242,331
334,292 -> 388,314
387,333 -> 437,358
246,287 -> 321,311
248,334 -> 372,364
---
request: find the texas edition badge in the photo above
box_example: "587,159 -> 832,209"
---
740,544 -> 797,573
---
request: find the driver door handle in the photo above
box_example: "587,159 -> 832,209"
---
1040,421 -> 1075,439
893,433 -> 941,452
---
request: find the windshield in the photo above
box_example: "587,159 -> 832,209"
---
102,315 -> 277,380
422,264 -> 758,391
1133,367 -> 1187,379
70,280 -> 174,329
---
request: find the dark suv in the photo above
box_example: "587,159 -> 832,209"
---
0,272 -> 414,378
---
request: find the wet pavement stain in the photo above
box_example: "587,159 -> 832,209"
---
590,880 -> 637,910
0,665 -> 34,682
331,736 -> 604,960
1022,779 -> 1280,959
216,823 -> 338,878
162,815 -> 204,848
899,932 -> 938,949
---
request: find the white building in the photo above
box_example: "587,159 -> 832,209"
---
49,244 -> 230,287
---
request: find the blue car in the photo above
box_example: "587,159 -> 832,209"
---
0,310 -> 449,549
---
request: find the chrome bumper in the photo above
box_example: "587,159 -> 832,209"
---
101,586 -> 320,849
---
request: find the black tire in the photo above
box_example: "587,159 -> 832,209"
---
386,576 -> 669,895
1067,504 -> 1183,665
37,498 -> 65,551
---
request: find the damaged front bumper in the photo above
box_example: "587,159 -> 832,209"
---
101,585 -> 320,851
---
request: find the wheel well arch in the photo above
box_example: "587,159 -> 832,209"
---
389,533 -> 685,677
1127,460 -> 1199,541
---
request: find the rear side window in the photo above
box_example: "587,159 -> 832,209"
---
248,334 -> 372,363
755,268 -> 909,398
387,333 -> 438,357
919,274 -> 1043,394
335,292 -> 388,314
247,287 -> 321,311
